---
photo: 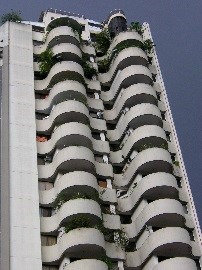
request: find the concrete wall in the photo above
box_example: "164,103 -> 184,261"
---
8,22 -> 42,269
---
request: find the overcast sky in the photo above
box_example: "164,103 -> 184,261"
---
1,0 -> 202,225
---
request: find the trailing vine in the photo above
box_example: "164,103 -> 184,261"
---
37,49 -> 56,76
129,21 -> 144,35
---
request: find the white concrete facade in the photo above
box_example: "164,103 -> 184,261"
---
0,8 -> 201,270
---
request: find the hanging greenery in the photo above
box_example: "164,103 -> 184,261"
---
139,142 -> 168,152
53,191 -> 99,211
142,39 -> 155,54
95,28 -> 111,55
37,49 -> 56,76
81,54 -> 98,79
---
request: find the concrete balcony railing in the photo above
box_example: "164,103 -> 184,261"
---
99,187 -> 117,204
39,171 -> 98,206
104,84 -> 157,123
40,199 -> 102,234
107,103 -> 162,143
107,31 -> 143,58
34,26 -> 80,54
64,259 -> 107,270
126,227 -> 194,269
42,228 -> 105,264
35,80 -> 87,114
38,146 -> 95,181
37,122 -> 92,156
117,172 -> 178,212
101,65 -> 153,103
36,100 -> 89,134
35,61 -> 84,91
123,199 -> 186,240
90,117 -> 107,132
92,139 -> 110,155
153,257 -> 198,270
103,214 -> 121,230
34,44 -> 82,71
95,161 -> 113,179
87,97 -> 104,111
98,47 -> 148,84
110,125 -> 167,163
114,149 -> 173,188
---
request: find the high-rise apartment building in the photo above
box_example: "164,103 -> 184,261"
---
0,8 -> 201,270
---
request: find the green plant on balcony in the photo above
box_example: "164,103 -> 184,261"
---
82,55 -> 98,79
97,57 -> 111,73
142,39 -> 155,54
173,160 -> 180,167
95,28 -> 111,55
1,10 -> 22,25
64,215 -> 91,234
54,191 -> 99,211
54,193 -> 68,211
129,21 -> 144,35
37,49 -> 56,76
139,142 -> 168,152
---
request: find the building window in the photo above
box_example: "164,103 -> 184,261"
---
41,235 -> 57,246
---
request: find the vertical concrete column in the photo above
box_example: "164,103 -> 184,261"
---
8,22 -> 42,269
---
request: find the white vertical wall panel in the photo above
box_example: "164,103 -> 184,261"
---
8,22 -> 42,270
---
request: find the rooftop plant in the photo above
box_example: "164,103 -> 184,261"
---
129,21 -> 144,35
173,160 -> 180,167
1,10 -> 22,25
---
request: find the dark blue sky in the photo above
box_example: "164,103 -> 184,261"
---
1,0 -> 202,225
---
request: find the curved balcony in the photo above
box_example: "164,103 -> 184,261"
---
117,172 -> 178,212
107,31 -> 143,57
92,139 -> 110,155
46,16 -> 82,36
36,100 -> 89,134
34,44 -> 81,69
104,84 -> 157,123
34,26 -> 80,54
103,214 -> 121,230
42,228 -> 105,263
98,47 -> 148,83
88,98 -> 104,112
40,199 -> 101,234
35,61 -> 84,91
90,117 -> 107,132
64,259 -> 108,270
99,187 -> 117,204
107,104 -> 162,144
153,257 -> 197,270
81,44 -> 96,56
95,162 -> 113,179
105,241 -> 126,260
110,125 -> 167,162
37,122 -> 92,156
126,227 -> 193,269
39,171 -> 98,206
123,199 -> 186,240
114,148 -> 173,188
101,65 -> 153,103
36,80 -> 87,114
38,146 -> 95,181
